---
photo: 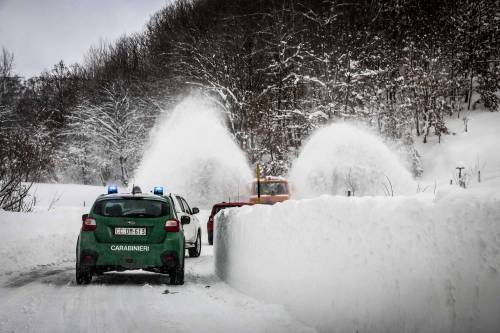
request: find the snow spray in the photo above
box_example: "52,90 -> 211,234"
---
135,97 -> 252,208
289,123 -> 415,197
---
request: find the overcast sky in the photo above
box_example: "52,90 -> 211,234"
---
0,0 -> 169,77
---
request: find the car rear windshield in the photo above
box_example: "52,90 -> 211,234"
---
253,182 -> 288,195
92,199 -> 170,218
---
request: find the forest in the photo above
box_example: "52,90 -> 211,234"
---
1,0 -> 499,210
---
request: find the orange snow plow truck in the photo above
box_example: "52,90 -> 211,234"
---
249,165 -> 291,204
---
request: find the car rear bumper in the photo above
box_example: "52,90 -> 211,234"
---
78,232 -> 183,271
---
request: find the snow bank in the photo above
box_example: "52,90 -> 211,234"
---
135,97 -> 252,208
0,208 -> 83,275
215,188 -> 500,332
29,183 -> 104,211
289,123 -> 416,197
0,183 -> 104,275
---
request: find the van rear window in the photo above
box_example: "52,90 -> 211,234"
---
93,199 -> 170,218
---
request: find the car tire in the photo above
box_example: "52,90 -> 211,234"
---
76,262 -> 92,285
188,231 -> 202,257
169,249 -> 185,285
208,232 -> 213,246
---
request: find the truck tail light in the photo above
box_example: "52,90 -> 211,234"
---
165,219 -> 180,232
207,217 -> 214,232
82,217 -> 96,231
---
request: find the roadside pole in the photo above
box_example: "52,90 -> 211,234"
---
256,164 -> 261,204
456,166 -> 466,188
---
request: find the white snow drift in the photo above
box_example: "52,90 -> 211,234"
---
215,187 -> 500,333
135,97 -> 252,208
0,184 -> 103,275
0,209 -> 83,276
289,123 -> 416,197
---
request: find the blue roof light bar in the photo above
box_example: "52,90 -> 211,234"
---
108,185 -> 118,194
153,186 -> 164,195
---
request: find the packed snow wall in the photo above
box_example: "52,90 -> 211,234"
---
135,97 -> 252,208
0,209 -> 83,275
289,123 -> 416,197
215,188 -> 500,333
0,184 -> 106,275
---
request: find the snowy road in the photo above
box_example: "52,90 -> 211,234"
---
0,243 -> 314,333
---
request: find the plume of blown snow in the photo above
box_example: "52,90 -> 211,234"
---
135,97 -> 252,208
289,123 -> 415,197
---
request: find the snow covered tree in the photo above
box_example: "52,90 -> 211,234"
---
0,48 -> 54,211
2,0 -> 499,182
61,82 -> 155,185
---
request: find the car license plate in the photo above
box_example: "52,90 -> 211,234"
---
115,227 -> 146,236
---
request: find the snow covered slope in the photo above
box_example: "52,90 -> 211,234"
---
416,111 -> 500,186
215,187 -> 500,333
29,183 -> 104,211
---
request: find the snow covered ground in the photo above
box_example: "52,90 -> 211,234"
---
0,249 -> 312,333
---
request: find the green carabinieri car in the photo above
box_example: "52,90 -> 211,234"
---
76,188 -> 187,285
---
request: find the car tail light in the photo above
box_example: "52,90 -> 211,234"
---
165,219 -> 180,232
82,217 -> 96,231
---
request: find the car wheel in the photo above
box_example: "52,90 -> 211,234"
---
169,250 -> 185,285
208,231 -> 213,246
188,231 -> 202,257
76,262 -> 92,285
